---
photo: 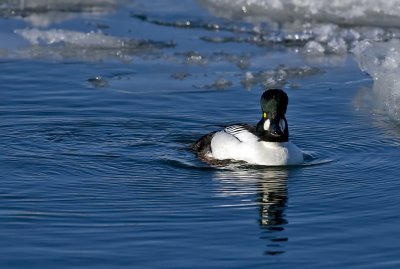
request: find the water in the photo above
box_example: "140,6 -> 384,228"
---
1,0 -> 400,268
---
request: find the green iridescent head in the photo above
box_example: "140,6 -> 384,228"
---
257,89 -> 289,142
260,89 -> 288,119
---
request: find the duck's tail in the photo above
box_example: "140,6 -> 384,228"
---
192,131 -> 216,155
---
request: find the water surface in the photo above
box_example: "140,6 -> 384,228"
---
1,0 -> 400,268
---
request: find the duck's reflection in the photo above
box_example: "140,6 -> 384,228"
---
214,167 -> 289,255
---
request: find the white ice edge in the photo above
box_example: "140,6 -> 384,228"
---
11,1 -> 400,123
202,0 -> 400,123
14,28 -> 125,47
353,39 -> 400,122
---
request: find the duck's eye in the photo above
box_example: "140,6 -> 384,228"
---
263,119 -> 270,130
279,119 -> 286,130
263,112 -> 267,118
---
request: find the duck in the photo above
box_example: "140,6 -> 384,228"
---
193,89 -> 303,166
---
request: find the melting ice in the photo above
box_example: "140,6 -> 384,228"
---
3,0 -> 400,121
0,0 -> 123,26
14,28 -> 174,61
201,0 -> 400,123
353,40 -> 400,122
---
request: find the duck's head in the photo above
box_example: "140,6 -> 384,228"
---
256,89 -> 289,142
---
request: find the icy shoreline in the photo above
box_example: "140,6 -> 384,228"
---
353,40 -> 400,122
201,0 -> 400,122
2,0 -> 400,122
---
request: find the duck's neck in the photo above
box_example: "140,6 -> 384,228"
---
256,119 -> 289,142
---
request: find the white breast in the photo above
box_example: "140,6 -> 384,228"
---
210,129 -> 303,166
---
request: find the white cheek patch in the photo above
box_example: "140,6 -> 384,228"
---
263,119 -> 270,130
279,119 -> 286,131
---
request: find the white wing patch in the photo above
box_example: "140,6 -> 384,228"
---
223,125 -> 258,142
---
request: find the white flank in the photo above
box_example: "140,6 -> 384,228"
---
210,130 -> 303,166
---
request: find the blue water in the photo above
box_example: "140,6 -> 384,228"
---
1,1 -> 400,268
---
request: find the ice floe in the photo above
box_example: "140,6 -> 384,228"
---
200,0 -> 400,122
0,0 -> 123,26
14,28 -> 174,61
353,40 -> 400,122
200,0 -> 400,56
200,0 -> 400,28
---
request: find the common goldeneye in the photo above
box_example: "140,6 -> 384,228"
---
193,89 -> 303,166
